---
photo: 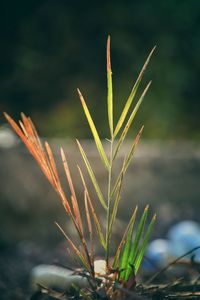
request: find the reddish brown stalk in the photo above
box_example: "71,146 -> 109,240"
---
55,222 -> 90,270
4,113 -> 94,275
78,166 -> 106,250
45,142 -> 61,188
60,148 -> 93,274
4,113 -> 72,213
60,148 -> 83,235
5,114 -> 55,187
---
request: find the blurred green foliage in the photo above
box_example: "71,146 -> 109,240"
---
1,0 -> 200,139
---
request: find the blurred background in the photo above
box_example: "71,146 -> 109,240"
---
0,1 -> 200,298
1,0 -> 200,139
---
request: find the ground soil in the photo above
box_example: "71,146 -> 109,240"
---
0,240 -> 70,300
1,239 -> 200,300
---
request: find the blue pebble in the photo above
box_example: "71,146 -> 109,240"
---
167,221 -> 200,259
145,239 -> 172,269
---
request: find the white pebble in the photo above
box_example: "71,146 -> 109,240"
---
31,264 -> 88,291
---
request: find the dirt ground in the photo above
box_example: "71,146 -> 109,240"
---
0,239 -> 71,300
1,141 -> 200,299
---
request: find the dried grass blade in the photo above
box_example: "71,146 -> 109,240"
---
77,89 -> 110,170
4,112 -> 29,145
5,113 -> 73,216
107,35 -> 113,136
28,117 -> 44,148
61,196 -> 72,215
55,222 -> 89,271
77,140 -> 107,210
19,120 -> 28,137
5,113 -> 53,186
86,192 -> 106,251
71,195 -> 84,237
134,214 -> 156,274
20,113 -> 34,137
27,116 -> 52,170
45,142 -> 61,188
21,113 -> 40,144
114,46 -> 156,137
114,81 -> 151,158
112,206 -> 138,268
78,166 -> 106,250
61,148 -> 83,234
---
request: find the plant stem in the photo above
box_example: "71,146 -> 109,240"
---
106,137 -> 114,266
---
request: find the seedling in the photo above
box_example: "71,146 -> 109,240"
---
4,36 -> 156,298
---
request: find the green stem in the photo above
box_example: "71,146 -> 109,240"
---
106,137 -> 114,266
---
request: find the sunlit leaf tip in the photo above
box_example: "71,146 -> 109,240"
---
77,88 -> 110,170
107,35 -> 113,136
107,35 -> 112,73
76,139 -> 107,210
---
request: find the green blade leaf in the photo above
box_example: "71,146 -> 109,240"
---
123,125 -> 144,170
114,46 -> 156,138
134,214 -> 156,274
112,206 -> 138,269
84,190 -> 94,263
77,140 -> 107,210
107,35 -> 113,136
77,88 -> 110,171
114,82 -> 151,158
119,208 -> 138,280
108,172 -> 124,240
111,126 -> 144,198
125,205 -> 149,281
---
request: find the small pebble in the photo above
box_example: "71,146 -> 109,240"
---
31,264 -> 88,291
167,220 -> 200,259
145,239 -> 172,268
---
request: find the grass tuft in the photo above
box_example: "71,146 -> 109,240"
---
4,36 -> 156,297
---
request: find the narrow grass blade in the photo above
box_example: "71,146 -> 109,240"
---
55,222 -> 89,271
84,190 -> 94,263
61,148 -> 83,235
78,166 -> 106,250
77,140 -> 107,210
125,205 -> 149,280
4,113 -> 31,149
134,214 -> 156,274
108,172 -> 124,240
114,81 -> 151,158
5,113 -> 75,216
112,206 -> 138,268
119,208 -> 137,280
77,89 -> 110,170
123,125 -> 144,171
86,191 -> 106,251
111,126 -> 144,198
114,46 -> 156,138
45,142 -> 61,188
27,116 -> 44,148
107,35 -> 113,136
